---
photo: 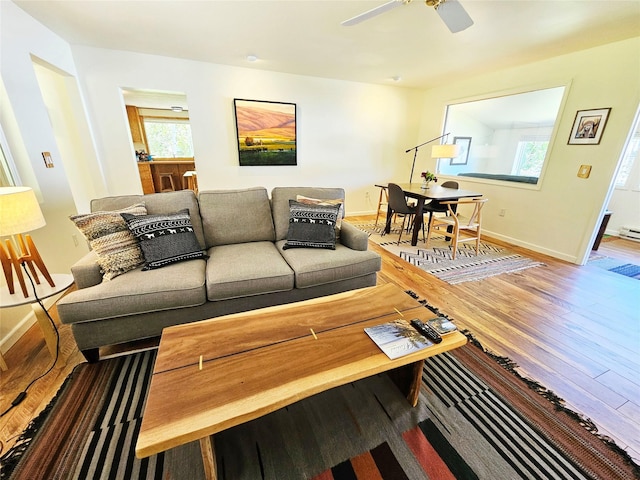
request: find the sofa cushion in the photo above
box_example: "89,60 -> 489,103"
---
206,241 -> 294,301
283,200 -> 340,250
277,240 -> 382,288
122,209 -> 207,270
91,190 -> 206,249
199,187 -> 275,248
271,187 -> 345,241
70,203 -> 147,280
56,259 -> 207,324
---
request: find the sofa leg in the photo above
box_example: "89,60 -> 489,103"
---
81,348 -> 100,363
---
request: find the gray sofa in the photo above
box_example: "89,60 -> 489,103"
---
57,187 -> 381,362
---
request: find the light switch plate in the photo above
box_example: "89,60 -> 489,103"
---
42,151 -> 54,168
578,164 -> 592,178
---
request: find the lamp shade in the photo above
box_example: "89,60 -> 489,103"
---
0,187 -> 46,236
431,144 -> 461,159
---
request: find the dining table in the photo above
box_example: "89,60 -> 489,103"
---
381,182 -> 484,246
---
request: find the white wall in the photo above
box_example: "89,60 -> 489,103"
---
417,37 -> 640,263
0,2 -> 91,353
71,46 -> 423,214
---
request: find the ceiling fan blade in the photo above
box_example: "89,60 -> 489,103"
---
341,0 -> 405,26
436,0 -> 473,33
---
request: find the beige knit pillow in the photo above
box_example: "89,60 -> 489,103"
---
70,203 -> 147,281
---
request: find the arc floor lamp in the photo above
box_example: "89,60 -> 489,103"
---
406,133 -> 461,183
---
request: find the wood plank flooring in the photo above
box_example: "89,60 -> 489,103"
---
1,220 -> 638,466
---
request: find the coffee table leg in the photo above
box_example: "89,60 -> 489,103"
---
388,360 -> 425,407
199,435 -> 218,480
406,360 -> 424,407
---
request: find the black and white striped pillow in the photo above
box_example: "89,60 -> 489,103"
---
122,209 -> 207,270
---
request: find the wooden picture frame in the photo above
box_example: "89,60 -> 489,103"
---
233,99 -> 297,166
568,108 -> 611,145
450,136 -> 471,165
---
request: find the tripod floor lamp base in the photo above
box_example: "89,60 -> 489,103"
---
0,234 -> 55,298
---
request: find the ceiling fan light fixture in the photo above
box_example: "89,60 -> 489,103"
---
425,0 -> 442,7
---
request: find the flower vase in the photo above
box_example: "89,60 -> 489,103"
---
421,180 -> 431,189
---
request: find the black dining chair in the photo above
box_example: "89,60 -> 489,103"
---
422,180 -> 459,228
386,183 -> 423,245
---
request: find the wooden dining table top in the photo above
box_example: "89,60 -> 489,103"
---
388,182 -> 484,201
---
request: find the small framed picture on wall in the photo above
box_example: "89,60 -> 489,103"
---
450,137 -> 471,165
568,108 -> 611,145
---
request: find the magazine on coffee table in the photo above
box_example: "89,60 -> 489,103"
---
364,319 -> 433,360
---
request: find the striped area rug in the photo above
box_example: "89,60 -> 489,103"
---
3,321 -> 638,478
349,222 -> 544,284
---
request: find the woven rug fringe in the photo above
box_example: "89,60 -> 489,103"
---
0,370 -> 77,479
406,289 -> 640,478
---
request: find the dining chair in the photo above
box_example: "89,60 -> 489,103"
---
425,197 -> 488,259
386,183 -> 422,245
374,185 -> 395,227
423,180 -> 459,228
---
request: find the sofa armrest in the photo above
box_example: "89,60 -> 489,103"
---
339,223 -> 369,251
70,251 -> 103,289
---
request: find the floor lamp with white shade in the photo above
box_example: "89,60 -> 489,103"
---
406,133 -> 461,183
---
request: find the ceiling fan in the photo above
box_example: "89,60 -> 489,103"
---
342,0 -> 474,33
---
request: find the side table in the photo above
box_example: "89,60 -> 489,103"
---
0,273 -> 74,370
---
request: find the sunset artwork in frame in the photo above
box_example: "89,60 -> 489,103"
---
568,108 -> 611,145
233,99 -> 297,166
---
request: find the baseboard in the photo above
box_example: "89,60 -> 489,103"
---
483,230 -> 578,263
348,209 -> 377,216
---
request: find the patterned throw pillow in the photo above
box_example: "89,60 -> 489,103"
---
283,200 -> 341,250
121,209 -> 207,270
295,195 -> 344,230
70,203 -> 147,281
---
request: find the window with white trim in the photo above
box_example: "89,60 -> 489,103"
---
512,136 -> 550,177
143,118 -> 194,158
614,118 -> 640,189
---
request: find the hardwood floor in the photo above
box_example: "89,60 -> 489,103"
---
1,221 -> 639,466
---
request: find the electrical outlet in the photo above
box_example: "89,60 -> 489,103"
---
72,234 -> 79,247
365,192 -> 370,200
499,209 -> 506,217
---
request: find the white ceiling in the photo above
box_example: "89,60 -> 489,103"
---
13,0 -> 640,89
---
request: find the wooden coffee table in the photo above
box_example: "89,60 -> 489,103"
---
135,283 -> 467,479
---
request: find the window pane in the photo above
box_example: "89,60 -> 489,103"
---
513,139 -> 549,176
615,130 -> 640,188
144,120 -> 194,158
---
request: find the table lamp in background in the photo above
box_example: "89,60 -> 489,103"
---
0,186 -> 55,297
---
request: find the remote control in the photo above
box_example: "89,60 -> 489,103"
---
410,319 -> 442,343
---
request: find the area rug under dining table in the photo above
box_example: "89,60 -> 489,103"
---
2,296 -> 637,480
350,221 -> 545,285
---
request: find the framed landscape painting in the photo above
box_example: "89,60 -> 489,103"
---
233,99 -> 297,166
